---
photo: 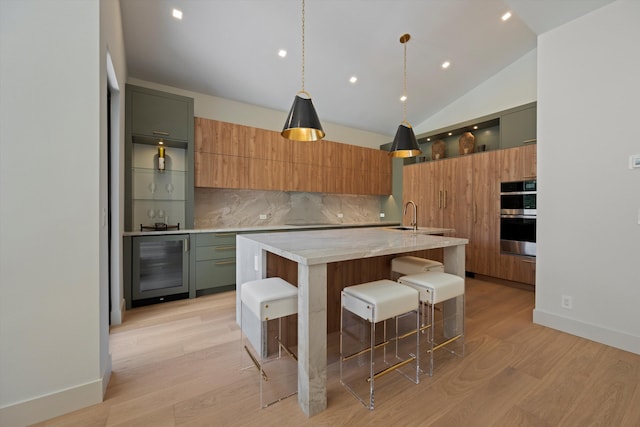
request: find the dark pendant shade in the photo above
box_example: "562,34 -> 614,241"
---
389,122 -> 421,158
281,93 -> 325,141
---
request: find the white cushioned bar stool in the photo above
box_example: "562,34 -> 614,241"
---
240,277 -> 298,408
397,271 -> 465,376
340,279 -> 420,410
391,255 -> 444,280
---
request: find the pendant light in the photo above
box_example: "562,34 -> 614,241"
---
389,33 -> 421,158
281,0 -> 325,141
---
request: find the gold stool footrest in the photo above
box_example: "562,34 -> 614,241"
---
275,336 -> 298,361
426,334 -> 462,353
244,345 -> 268,381
367,356 -> 417,382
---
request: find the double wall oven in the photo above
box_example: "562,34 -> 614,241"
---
500,180 -> 536,257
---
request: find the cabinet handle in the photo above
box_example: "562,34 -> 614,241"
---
152,130 -> 170,136
215,245 -> 236,251
439,190 -> 443,209
523,138 -> 537,144
184,239 -> 189,252
474,203 -> 477,224
523,175 -> 536,179
521,259 -> 536,264
214,233 -> 236,237
444,190 -> 448,209
214,260 -> 236,265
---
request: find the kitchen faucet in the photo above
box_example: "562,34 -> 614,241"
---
404,200 -> 418,231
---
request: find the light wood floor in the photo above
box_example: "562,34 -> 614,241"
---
34,277 -> 640,427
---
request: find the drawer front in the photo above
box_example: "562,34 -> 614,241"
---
195,258 -> 236,290
196,244 -> 236,261
195,232 -> 237,247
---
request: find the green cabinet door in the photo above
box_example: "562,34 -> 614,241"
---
500,104 -> 537,149
131,88 -> 192,141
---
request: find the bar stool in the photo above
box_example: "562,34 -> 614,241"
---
391,255 -> 444,280
340,279 -> 420,410
397,271 -> 465,376
240,277 -> 298,408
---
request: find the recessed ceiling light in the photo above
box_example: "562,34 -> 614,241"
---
442,61 -> 450,69
448,132 -> 453,136
172,8 -> 183,20
400,95 -> 407,102
278,49 -> 287,58
349,76 -> 358,84
427,138 -> 431,142
473,125 -> 478,130
502,11 -> 512,21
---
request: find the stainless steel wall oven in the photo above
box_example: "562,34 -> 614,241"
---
500,180 -> 536,257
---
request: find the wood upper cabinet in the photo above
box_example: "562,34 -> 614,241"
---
500,144 -> 537,181
194,117 -> 391,195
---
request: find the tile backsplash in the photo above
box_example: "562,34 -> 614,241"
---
194,188 -> 385,228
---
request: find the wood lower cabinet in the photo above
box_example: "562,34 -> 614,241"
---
499,253 -> 536,285
468,151 -> 500,276
403,156 -> 472,239
194,117 -> 391,195
403,151 -> 508,281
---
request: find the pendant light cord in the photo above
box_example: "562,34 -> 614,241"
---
402,38 -> 407,123
301,0 -> 305,93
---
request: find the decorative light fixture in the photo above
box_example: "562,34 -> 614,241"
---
281,0 -> 325,141
389,33 -> 421,158
157,140 -> 166,172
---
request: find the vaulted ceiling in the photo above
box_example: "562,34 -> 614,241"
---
120,0 -> 613,136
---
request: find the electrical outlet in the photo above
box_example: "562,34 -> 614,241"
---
337,213 -> 343,218
379,212 -> 385,218
259,214 -> 267,220
561,295 -> 573,309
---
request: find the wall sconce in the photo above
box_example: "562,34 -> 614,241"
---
158,140 -> 166,171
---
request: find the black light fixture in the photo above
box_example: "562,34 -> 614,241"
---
282,0 -> 325,142
389,33 -> 421,158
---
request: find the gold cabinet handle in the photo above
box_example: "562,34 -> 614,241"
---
438,190 -> 443,209
523,138 -> 537,144
521,259 -> 536,264
152,130 -> 170,136
214,260 -> 236,266
474,203 -> 477,224
444,190 -> 448,209
215,245 -> 236,251
214,233 -> 236,237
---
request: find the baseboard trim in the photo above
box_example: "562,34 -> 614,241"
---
533,308 -> 640,355
0,375 -> 106,427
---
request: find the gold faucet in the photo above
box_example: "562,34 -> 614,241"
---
404,200 -> 417,231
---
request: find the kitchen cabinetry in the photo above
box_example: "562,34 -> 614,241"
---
403,152 -> 506,279
499,104 -> 537,149
125,85 -> 195,231
193,232 -> 237,294
499,254 -> 536,285
403,156 -> 472,263
468,151 -> 501,276
195,118 -> 391,195
500,144 -> 537,181
124,234 -> 190,308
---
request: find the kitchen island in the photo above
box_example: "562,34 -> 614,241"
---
236,227 -> 468,417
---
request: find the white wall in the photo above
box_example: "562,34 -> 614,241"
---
0,1 -> 127,425
414,49 -> 537,135
534,0 -> 640,354
127,78 -> 392,149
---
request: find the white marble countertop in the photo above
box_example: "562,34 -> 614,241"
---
237,226 -> 466,265
122,221 -> 408,237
